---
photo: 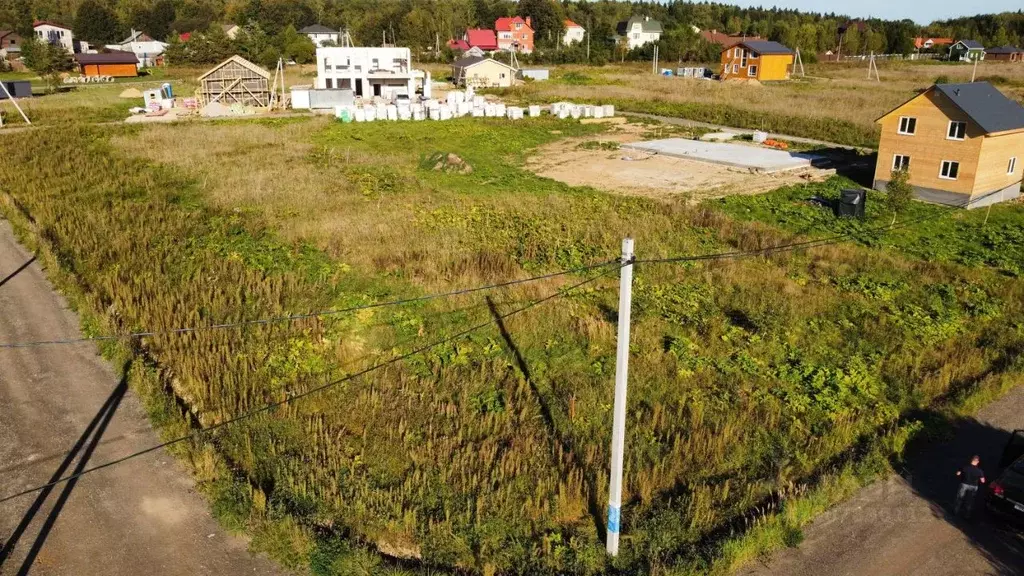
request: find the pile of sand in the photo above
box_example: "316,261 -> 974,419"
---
201,101 -> 231,118
119,87 -> 143,99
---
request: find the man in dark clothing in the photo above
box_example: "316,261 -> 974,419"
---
954,455 -> 986,518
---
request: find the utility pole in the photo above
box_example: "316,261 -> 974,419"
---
971,56 -> 978,82
0,80 -> 30,127
606,237 -> 635,557
586,16 -> 591,62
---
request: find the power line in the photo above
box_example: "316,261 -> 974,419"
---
0,259 -> 619,350
0,267 -> 615,504
637,185 -> 998,266
0,185 -> 1004,351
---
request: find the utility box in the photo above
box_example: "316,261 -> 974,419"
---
838,188 -> 866,219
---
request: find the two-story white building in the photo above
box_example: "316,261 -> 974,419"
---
615,16 -> 662,50
316,46 -> 423,99
563,19 -> 585,46
34,20 -> 74,53
300,24 -> 340,48
106,31 -> 167,68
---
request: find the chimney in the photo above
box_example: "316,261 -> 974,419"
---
525,16 -> 531,27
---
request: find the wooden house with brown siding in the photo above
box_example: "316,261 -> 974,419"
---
198,55 -> 271,108
873,82 -> 1024,208
73,51 -> 139,77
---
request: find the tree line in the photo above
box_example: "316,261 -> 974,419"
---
2,0 -> 1022,68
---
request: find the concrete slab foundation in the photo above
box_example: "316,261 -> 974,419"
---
621,138 -> 825,173
874,179 -> 1022,209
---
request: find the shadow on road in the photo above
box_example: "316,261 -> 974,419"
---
0,256 -> 36,291
0,369 -> 129,575
897,411 -> 1024,576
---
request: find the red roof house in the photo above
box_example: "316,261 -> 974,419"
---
700,29 -> 761,48
448,38 -> 470,52
465,28 -> 498,51
913,37 -> 954,50
495,16 -> 533,53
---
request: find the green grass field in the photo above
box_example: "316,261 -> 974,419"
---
2,72 -> 1024,575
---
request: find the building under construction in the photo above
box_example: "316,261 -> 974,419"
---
198,55 -> 271,107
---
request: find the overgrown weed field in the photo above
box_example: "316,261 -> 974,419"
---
2,115 -> 1024,575
498,60 -> 1024,148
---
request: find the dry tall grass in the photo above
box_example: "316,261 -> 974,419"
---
2,116 -> 1023,575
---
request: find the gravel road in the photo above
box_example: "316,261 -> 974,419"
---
0,219 -> 284,576
740,386 -> 1024,576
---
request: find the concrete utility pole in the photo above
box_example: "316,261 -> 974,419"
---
606,237 -> 635,557
971,57 -> 979,82
0,80 -> 30,127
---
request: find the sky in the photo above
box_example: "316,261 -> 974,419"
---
721,0 -> 1019,24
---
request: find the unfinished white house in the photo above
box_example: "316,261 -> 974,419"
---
315,46 -> 423,98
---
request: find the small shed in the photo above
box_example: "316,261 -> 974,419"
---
452,56 -> 516,88
0,80 -> 32,99
520,68 -> 549,81
74,51 -> 139,77
198,55 -> 272,108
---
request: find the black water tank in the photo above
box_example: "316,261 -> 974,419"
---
838,188 -> 866,219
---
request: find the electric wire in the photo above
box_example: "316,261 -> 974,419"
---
0,267 -> 616,504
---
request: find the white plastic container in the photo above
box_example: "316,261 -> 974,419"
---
439,104 -> 453,120
364,105 -> 377,121
529,105 -> 541,117
413,108 -> 426,121
593,107 -> 605,119
398,107 -> 412,120
473,95 -> 486,107
494,103 -> 506,117
472,107 -> 485,117
484,103 -> 496,117
583,105 -> 593,118
386,105 -> 398,121
570,106 -> 582,119
354,107 -> 366,122
603,104 -> 615,117
457,102 -> 471,117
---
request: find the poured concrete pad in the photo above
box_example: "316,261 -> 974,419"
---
622,138 -> 824,173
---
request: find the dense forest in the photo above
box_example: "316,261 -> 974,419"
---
2,0 -> 1024,66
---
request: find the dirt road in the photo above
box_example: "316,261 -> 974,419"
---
740,387 -> 1024,576
0,219 -> 283,576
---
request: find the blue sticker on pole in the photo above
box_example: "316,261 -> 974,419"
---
607,505 -> 621,534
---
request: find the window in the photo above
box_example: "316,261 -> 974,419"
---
325,78 -> 334,89
1010,157 -> 1018,175
632,33 -> 639,40
892,154 -> 910,171
747,65 -> 758,77
897,117 -> 916,135
732,64 -> 739,73
940,160 -> 960,180
734,47 -> 742,58
947,121 -> 967,140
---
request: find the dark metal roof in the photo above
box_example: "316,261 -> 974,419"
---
986,45 -> 1023,54
957,40 -> 984,49
74,51 -> 140,65
299,24 -> 337,34
737,40 -> 793,55
616,16 -> 662,36
934,82 -> 1024,134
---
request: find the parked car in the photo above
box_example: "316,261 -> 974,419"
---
987,429 -> 1024,525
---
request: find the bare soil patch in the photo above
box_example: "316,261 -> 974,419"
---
526,122 -> 833,201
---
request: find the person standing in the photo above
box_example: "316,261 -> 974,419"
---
954,455 -> 986,519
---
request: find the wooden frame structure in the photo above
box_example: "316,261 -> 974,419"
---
198,55 -> 272,108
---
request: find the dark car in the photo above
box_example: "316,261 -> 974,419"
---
987,429 -> 1024,524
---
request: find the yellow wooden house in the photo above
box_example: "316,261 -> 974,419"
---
873,82 -> 1024,208
720,40 -> 794,81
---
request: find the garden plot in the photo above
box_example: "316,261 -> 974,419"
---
526,123 -> 834,201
